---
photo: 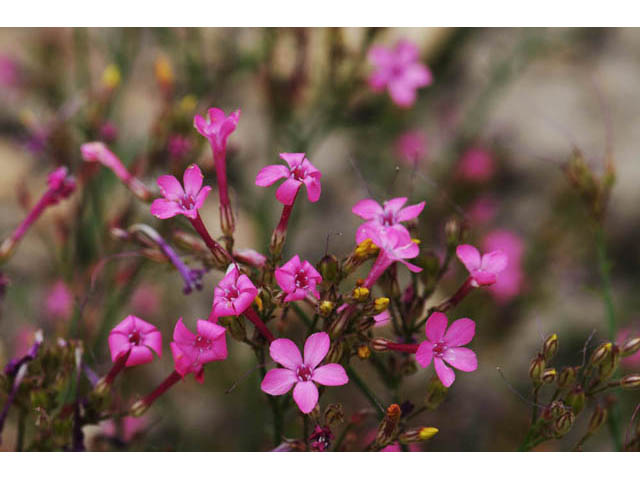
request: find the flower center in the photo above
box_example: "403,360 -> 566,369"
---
194,334 -> 212,351
128,330 -> 141,346
296,364 -> 313,382
294,269 -> 309,289
291,165 -> 307,181
390,63 -> 405,79
380,210 -> 396,226
180,194 -> 195,210
432,341 -> 448,358
224,286 -> 239,301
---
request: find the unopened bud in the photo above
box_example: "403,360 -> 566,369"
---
371,338 -> 390,352
354,239 -> 379,260
542,401 -> 565,422
597,345 -> 620,380
588,406 -> 607,433
353,287 -> 370,302
542,368 -> 557,384
324,403 -> 344,426
565,386 -> 586,415
444,218 -> 461,246
375,404 -> 402,448
130,399 -> 149,417
529,354 -> 545,385
425,376 -> 449,410
373,297 -> 390,314
318,300 -> 334,317
399,426 -> 439,444
621,337 -> 640,357
554,411 -> 575,437
94,377 -> 111,396
318,254 -> 340,285
557,366 -> 578,389
543,334 -> 559,362
620,374 -> 640,390
218,316 -> 247,342
590,342 -> 612,367
357,345 -> 371,360
325,341 -> 344,364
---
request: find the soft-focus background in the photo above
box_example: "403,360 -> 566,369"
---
0,27 -> 639,451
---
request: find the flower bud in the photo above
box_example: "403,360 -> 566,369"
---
588,405 -> 607,434
554,411 -> 575,437
542,401 -> 565,422
375,404 -> 402,448
444,218 -> 461,246
94,377 -> 111,396
373,297 -> 390,314
621,337 -> 640,358
325,341 -> 344,364
355,239 -> 379,259
130,399 -> 149,417
318,254 -> 340,285
543,334 -> 559,362
318,300 -> 334,317
352,287 -> 370,302
399,426 -> 439,444
590,342 -> 612,367
529,354 -> 545,385
218,316 -> 247,342
425,376 -> 449,410
371,338 -> 391,352
597,345 -> 620,381
565,386 -> 586,415
542,368 -> 557,384
620,374 -> 640,390
557,366 -> 578,389
324,403 -> 344,426
357,345 -> 371,360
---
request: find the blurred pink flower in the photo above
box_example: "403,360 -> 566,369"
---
395,130 -> 427,166
416,312 -> 478,387
618,327 -> 640,368
170,318 -> 227,384
466,196 -> 498,226
457,148 -> 495,183
13,326 -> 37,358
167,134 -> 192,159
193,107 -> 239,157
456,244 -> 508,287
0,55 -> 18,87
99,122 -> 118,143
275,254 -> 323,302
353,197 -> 425,244
101,416 -> 147,443
150,164 -> 211,220
210,265 -> 258,319
256,153 -> 322,205
374,310 -> 391,327
235,248 -> 267,268
261,332 -> 348,414
45,280 -> 73,319
483,230 -> 525,303
130,284 -> 161,317
108,315 -> 162,367
368,40 -> 433,108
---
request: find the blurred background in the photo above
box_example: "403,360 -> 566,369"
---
0,27 -> 639,451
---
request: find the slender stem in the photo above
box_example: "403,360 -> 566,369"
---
345,364 -> 385,419
531,385 -> 541,424
386,342 -> 419,354
189,213 -> 232,267
141,370 -> 182,408
244,307 -> 275,343
16,409 -> 26,452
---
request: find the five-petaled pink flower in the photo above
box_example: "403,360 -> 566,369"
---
456,244 -> 508,287
170,318 -> 227,384
193,107 -> 240,156
255,153 -> 322,205
150,164 -> 211,220
275,255 -> 323,302
416,312 -> 477,387
367,40 -> 433,108
353,197 -> 425,244
261,332 -> 348,414
210,265 -> 258,319
108,315 -> 162,367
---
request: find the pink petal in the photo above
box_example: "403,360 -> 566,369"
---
108,333 -> 130,363
456,244 -> 481,272
269,338 -> 302,370
302,176 -> 321,203
395,40 -> 420,64
368,45 -> 393,67
481,250 -> 508,274
261,368 -> 297,395
303,332 -> 330,369
173,318 -> 195,345
170,342 -> 193,377
283,289 -> 306,302
126,346 -> 153,366
403,64 -> 433,88
397,201 -> 426,222
193,185 -> 212,210
255,164 -> 290,187
293,381 -> 319,414
352,199 -> 383,220
234,291 -> 256,315
279,153 -> 305,169
275,268 -> 295,293
312,364 -> 348,386
415,341 -> 433,368
400,259 -> 423,273
197,319 -> 226,341
194,367 -> 205,384
150,198 -> 181,219
193,114 -> 210,137
443,347 -> 478,372
182,164 -> 204,197
425,312 -> 448,342
443,318 -> 475,347
156,175 -> 184,200
434,357 -> 456,387
143,330 -> 163,358
275,177 -> 302,205
388,81 -> 417,108
368,71 -> 390,91
373,310 -> 391,327
383,197 -> 408,214
473,271 -> 497,286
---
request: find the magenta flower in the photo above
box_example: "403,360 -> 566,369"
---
150,164 -> 211,220
456,244 -> 508,287
235,248 -> 267,268
193,107 -> 240,158
170,318 -> 227,384
353,197 -> 425,244
395,130 -> 427,166
108,315 -> 162,367
483,230 -> 525,303
261,332 -> 348,414
457,147 -> 495,183
255,153 -> 322,205
275,255 -> 323,302
416,312 -> 478,387
45,280 -> 73,320
211,265 -> 258,319
368,40 -> 433,108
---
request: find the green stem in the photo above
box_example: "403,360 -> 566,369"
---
16,408 -> 26,452
345,364 -> 385,419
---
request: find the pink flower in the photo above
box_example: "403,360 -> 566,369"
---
395,130 -> 427,166
261,332 -> 348,414
130,285 -> 161,317
456,244 -> 508,287
101,416 -> 147,443
210,265 -> 258,319
235,248 -> 267,268
193,107 -> 240,155
352,197 -> 425,244
255,153 -> 322,205
167,134 -> 192,159
275,255 -> 323,302
0,55 -> 18,87
416,312 -> 478,387
483,230 -> 525,303
373,310 -> 391,327
108,315 -> 162,367
170,318 -> 227,384
457,148 -> 495,183
150,164 -> 211,220
466,196 -> 498,226
45,280 -> 73,319
368,40 -> 433,108
46,167 -> 76,203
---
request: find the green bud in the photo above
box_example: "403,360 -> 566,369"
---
399,427 -> 438,444
325,341 -> 344,364
597,345 -> 620,381
588,405 -> 607,433
130,399 -> 149,417
590,342 -> 612,367
621,337 -> 640,358
324,403 -> 345,426
542,368 -> 557,384
554,411 -> 575,437
557,367 -> 578,389
218,316 -> 247,342
543,334 -> 559,362
425,376 -> 449,410
317,254 -> 340,285
529,354 -> 545,385
620,374 -> 640,390
565,386 -> 586,415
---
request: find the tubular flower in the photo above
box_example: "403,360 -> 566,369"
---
456,244 -> 508,287
170,318 -> 227,384
367,39 -> 433,108
416,312 -> 478,387
352,196 -> 425,244
150,164 -> 211,220
211,264 -> 258,319
275,254 -> 323,302
255,153 -> 322,205
108,315 -> 162,367
261,332 -> 348,414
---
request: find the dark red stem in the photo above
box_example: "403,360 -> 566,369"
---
244,307 -> 276,343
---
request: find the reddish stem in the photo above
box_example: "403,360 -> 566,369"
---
386,342 -> 419,354
189,213 -> 232,266
243,306 -> 276,343
269,191 -> 299,257
436,277 -> 474,311
104,350 -> 131,385
141,370 -> 182,407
